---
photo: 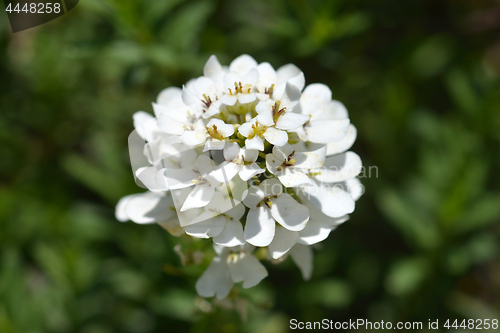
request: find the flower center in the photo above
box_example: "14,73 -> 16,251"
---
247,121 -> 267,139
202,94 -> 214,112
264,84 -> 275,98
228,81 -> 252,95
232,154 -> 245,166
277,151 -> 296,172
206,124 -> 225,140
182,124 -> 195,131
272,101 -> 287,124
264,196 -> 273,208
192,175 -> 209,185
256,196 -> 274,208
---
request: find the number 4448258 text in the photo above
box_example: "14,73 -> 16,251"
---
6,3 -> 61,14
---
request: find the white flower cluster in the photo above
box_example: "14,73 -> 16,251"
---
116,55 -> 363,299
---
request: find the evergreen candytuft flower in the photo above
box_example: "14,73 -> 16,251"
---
116,55 -> 363,299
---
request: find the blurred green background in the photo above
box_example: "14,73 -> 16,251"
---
1,0 -> 500,332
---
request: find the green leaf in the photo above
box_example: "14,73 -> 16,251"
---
385,257 -> 430,296
378,189 -> 440,251
297,279 -> 354,308
452,194 -> 500,234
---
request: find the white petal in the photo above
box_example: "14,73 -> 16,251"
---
203,139 -> 226,152
346,177 -> 364,201
287,72 -> 305,92
256,110 -> 275,127
277,168 -> 314,187
268,227 -> 299,259
265,153 -> 282,175
220,94 -> 238,106
223,142 -> 240,161
241,148 -> 258,162
156,87 -> 184,109
229,54 -> 258,75
298,192 -> 350,226
263,128 -> 288,147
133,111 -> 155,141
214,220 -> 246,247
306,119 -> 350,143
280,81 -> 302,102
181,87 -> 200,111
243,68 -> 259,87
115,194 -> 134,222
302,83 -> 332,103
238,93 -> 256,104
275,112 -> 310,130
245,136 -> 265,151
203,55 -> 222,79
132,110 -> 153,127
181,184 -> 215,211
276,64 -> 305,91
255,98 -> 274,115
239,164 -> 265,181
181,129 -> 208,146
204,191 -> 226,211
154,143 -> 197,170
224,202 -> 246,220
147,137 -> 191,165
189,210 -> 219,226
202,103 -> 222,118
244,206 -> 276,247
206,119 -> 234,137
294,146 -> 327,169
153,103 -> 198,124
136,166 -> 166,191
255,100 -> 275,126
228,252 -> 268,288
193,154 -> 215,175
324,215 -> 349,228
259,178 -> 283,197
242,186 -> 265,209
170,188 -> 203,226
290,244 -> 313,280
210,161 -> 240,183
257,62 -> 277,80
322,100 -> 349,119
126,192 -> 175,224
189,76 -> 217,97
238,120 -> 253,137
184,215 -> 226,238
270,193 -> 309,231
256,62 -> 277,92
163,168 -> 198,190
195,256 -> 233,299
298,220 -> 332,245
314,152 -> 362,183
272,143 -> 294,161
300,181 -> 355,218
277,64 -> 302,82
326,124 -> 357,156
